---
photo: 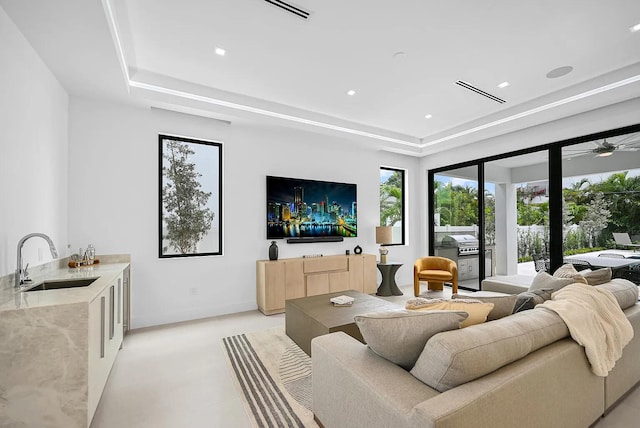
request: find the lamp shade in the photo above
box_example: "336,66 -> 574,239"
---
376,226 -> 393,245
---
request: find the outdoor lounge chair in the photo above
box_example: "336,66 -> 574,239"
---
613,233 -> 640,252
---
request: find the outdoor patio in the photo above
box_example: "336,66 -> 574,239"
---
454,248 -> 640,291
519,248 -> 639,275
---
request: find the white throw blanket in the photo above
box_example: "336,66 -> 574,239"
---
539,283 -> 633,377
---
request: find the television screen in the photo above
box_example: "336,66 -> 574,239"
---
267,176 -> 357,239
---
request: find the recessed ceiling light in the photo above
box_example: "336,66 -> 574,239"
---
424,114 -> 433,119
215,47 -> 226,56
630,23 -> 640,33
346,89 -> 356,96
497,81 -> 510,88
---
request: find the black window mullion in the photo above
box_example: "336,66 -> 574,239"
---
478,163 -> 486,281
548,146 -> 564,272
428,171 -> 435,255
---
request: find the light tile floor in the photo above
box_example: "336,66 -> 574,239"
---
90,284 -> 640,427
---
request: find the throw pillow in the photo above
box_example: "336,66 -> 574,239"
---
553,264 -> 588,284
528,271 -> 574,293
405,297 -> 494,328
582,267 -> 612,286
354,309 -> 468,370
513,288 -> 554,313
452,293 -> 517,321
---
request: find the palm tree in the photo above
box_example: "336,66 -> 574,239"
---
380,171 -> 403,227
590,172 -> 640,236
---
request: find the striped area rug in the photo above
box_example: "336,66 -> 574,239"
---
222,327 -> 317,428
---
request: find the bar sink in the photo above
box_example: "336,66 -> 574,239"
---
24,278 -> 98,291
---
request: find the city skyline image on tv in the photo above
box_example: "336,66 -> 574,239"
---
266,176 -> 357,239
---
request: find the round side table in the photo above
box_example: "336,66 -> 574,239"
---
376,262 -> 404,296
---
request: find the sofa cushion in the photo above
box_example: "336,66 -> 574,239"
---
410,308 -> 570,392
596,279 -> 639,309
513,288 -> 554,313
528,271 -> 575,292
583,268 -> 612,285
405,298 -> 494,327
481,275 -> 533,294
452,293 -> 517,321
553,264 -> 588,284
354,309 -> 468,370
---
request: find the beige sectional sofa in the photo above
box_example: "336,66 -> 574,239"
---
481,274 -> 533,294
312,279 -> 640,428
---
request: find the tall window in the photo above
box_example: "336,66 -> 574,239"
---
380,167 -> 405,245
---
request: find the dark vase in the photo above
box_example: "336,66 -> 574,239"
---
269,241 -> 279,261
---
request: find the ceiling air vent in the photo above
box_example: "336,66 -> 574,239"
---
455,80 -> 506,104
264,0 -> 311,19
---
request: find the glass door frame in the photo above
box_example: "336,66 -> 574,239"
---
428,123 -> 640,288
429,164 -> 486,285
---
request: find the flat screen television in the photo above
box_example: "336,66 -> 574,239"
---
267,175 -> 357,240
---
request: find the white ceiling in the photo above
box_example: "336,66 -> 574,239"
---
3,0 -> 640,156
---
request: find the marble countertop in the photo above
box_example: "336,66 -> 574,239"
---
0,256 -> 130,312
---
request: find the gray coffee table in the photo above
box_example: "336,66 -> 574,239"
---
285,290 -> 401,355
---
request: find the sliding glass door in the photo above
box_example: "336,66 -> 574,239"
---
433,167 -> 482,290
484,152 -> 549,277
561,131 -> 640,275
428,124 -> 640,289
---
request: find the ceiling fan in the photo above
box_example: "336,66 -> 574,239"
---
563,133 -> 640,158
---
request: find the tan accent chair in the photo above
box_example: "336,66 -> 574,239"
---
414,256 -> 458,296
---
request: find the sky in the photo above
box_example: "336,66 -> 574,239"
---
380,169 -> 395,183
163,138 -> 220,216
562,169 -> 640,188
435,175 -> 496,194
436,168 -> 640,196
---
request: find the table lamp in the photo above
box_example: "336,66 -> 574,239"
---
376,226 -> 393,263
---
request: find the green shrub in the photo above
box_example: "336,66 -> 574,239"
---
562,247 -> 606,256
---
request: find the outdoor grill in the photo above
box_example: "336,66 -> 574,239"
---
441,234 -> 480,256
437,234 -> 481,284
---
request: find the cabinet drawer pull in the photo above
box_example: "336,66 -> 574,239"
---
100,296 -> 105,358
117,279 -> 122,325
109,285 -> 115,340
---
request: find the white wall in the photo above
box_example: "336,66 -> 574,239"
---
68,99 -> 420,328
0,6 -> 68,277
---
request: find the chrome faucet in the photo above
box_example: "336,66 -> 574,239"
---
15,233 -> 59,288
